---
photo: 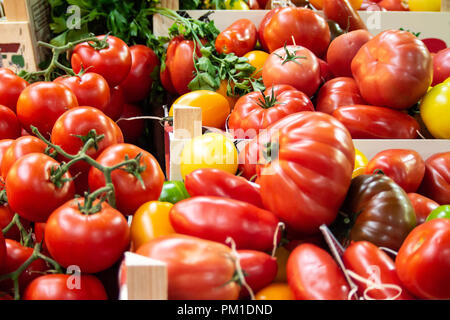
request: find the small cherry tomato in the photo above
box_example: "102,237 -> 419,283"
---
426,205 -> 450,221
255,283 -> 295,300
244,50 -> 270,79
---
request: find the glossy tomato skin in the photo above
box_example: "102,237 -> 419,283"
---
88,143 -> 165,216
432,48 -> 450,86
351,30 -> 433,109
337,174 -> 416,251
169,196 -> 280,251
343,241 -> 415,300
54,73 -> 110,112
317,58 -> 334,84
258,112 -> 355,235
407,193 -> 440,225
136,234 -> 240,300
6,153 -> 76,223
71,35 -> 132,88
23,274 -> 108,300
258,8 -> 281,52
255,283 -> 295,300
396,219 -> 450,299
228,85 -> 314,139
262,7 -> 330,58
1,136 -> 47,180
365,149 -> 425,193
16,82 -> 78,137
316,77 -> 365,114
0,239 -> 48,292
418,152 -> 450,205
184,168 -> 264,209
45,198 -> 130,274
263,46 -> 321,97
378,0 -> 409,10
332,105 -> 420,139
215,19 -> 257,57
323,0 -> 368,31
237,250 -> 278,299
0,68 -> 29,112
0,105 -> 21,140
116,103 -> 145,144
326,30 -> 373,77
0,204 -> 26,241
287,243 -> 351,300
120,45 -> 160,103
102,86 -> 125,121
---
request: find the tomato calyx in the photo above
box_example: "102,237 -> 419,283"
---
256,87 -> 283,109
77,186 -> 112,216
72,129 -> 105,152
87,34 -> 110,51
274,43 -> 307,66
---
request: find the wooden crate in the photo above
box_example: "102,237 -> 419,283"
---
0,0 -> 51,73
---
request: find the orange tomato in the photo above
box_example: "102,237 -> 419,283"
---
216,80 -> 239,110
255,283 -> 295,300
310,0 -> 362,9
170,90 -> 231,129
244,50 -> 269,79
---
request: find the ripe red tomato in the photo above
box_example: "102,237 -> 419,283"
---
365,149 -> 425,193
5,153 -> 76,222
215,19 -> 257,57
326,30 -> 373,77
71,35 -> 132,88
54,73 -> 110,112
315,77 -> 365,114
332,105 -> 420,139
0,204 -> 30,241
169,196 -> 281,251
0,232 -> 5,269
407,193 -> 439,225
136,234 -> 240,300
343,241 -> 415,300
237,250 -> 278,299
120,45 -> 160,103
258,112 -> 355,235
396,219 -> 450,299
432,48 -> 450,86
0,139 -> 13,169
317,58 -> 335,84
228,85 -> 314,139
378,0 -> 409,10
261,7 -> 330,58
51,106 -> 123,194
287,243 -> 351,300
0,68 -> 29,112
102,86 -> 125,121
351,30 -> 433,110
88,143 -> 165,216
116,103 -> 145,144
23,274 -> 108,300
262,45 -> 321,97
258,8 -> 281,52
16,82 -> 79,137
0,105 -> 21,140
45,197 -> 130,274
418,152 -> 450,205
323,0 -> 368,31
1,136 -> 47,180
0,239 -> 48,292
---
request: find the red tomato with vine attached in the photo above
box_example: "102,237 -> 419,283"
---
261,7 -> 331,58
365,149 -> 425,193
351,30 -> 433,110
0,68 -> 29,112
23,274 -> 108,300
0,105 -> 21,140
5,153 -> 76,223
54,73 -> 110,113
396,219 -> 450,299
418,151 -> 450,205
262,45 -> 321,97
228,84 -> 314,139
407,193 -> 439,225
120,45 -> 160,103
88,143 -> 165,216
315,77 -> 365,114
45,198 -> 130,274
215,19 -> 257,57
71,35 -> 132,88
0,204 -> 31,241
16,82 -> 79,137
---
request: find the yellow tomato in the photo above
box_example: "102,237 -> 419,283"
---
244,50 -> 270,79
420,81 -> 450,139
216,80 -> 239,110
309,0 -> 362,9
180,132 -> 238,180
170,90 -> 231,129
224,0 -> 250,10
408,0 -> 440,11
353,148 -> 368,179
255,283 -> 295,300
274,246 -> 290,282
130,201 -> 175,251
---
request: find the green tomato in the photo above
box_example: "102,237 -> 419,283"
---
426,205 -> 450,222
158,181 -> 190,204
